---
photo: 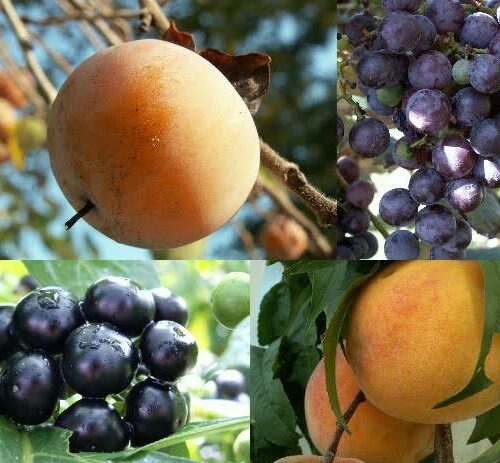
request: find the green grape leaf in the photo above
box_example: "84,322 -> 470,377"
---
250,345 -> 300,448
23,261 -> 160,297
469,405 -> 500,445
469,440 -> 500,463
257,282 -> 291,346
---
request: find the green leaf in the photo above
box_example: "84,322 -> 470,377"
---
323,264 -> 381,429
250,345 -> 300,448
0,416 -> 94,463
23,261 -> 160,297
469,405 -> 500,445
124,452 -> 196,463
436,260 -> 500,408
257,282 -> 291,346
469,440 -> 500,463
83,418 -> 249,461
282,261 -> 339,276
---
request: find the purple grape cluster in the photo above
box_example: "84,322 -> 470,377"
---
337,0 -> 500,260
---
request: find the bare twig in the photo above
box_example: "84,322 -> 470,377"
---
435,424 -> 454,463
67,0 -> 123,46
323,390 -> 365,463
0,0 -> 57,105
256,177 -> 333,257
21,9 -> 146,26
138,0 -> 170,33
55,0 -> 107,50
30,29 -> 73,75
232,220 -> 257,258
260,139 -> 337,227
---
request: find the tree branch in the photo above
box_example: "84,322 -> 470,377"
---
138,0 -> 170,33
260,139 -> 337,227
256,177 -> 333,257
21,9 -> 146,26
30,29 -> 73,75
434,424 -> 454,463
323,390 -> 366,463
0,0 -> 57,105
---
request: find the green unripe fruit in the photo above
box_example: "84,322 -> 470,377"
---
452,59 -> 471,85
376,85 -> 404,107
233,428 -> 250,463
16,116 -> 47,152
211,272 -> 250,329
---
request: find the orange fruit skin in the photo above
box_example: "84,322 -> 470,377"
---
48,39 -> 260,248
305,353 -> 434,463
346,261 -> 500,424
260,214 -> 308,259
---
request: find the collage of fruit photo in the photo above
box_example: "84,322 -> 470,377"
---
0,0 -> 499,463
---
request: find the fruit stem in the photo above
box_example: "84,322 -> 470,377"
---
434,424 -> 454,463
323,390 -> 365,463
64,200 -> 95,230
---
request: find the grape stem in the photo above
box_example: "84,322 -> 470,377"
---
260,140 -> 337,227
434,424 -> 454,463
323,390 -> 366,463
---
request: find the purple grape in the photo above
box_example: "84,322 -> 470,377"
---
430,246 -> 466,259
346,180 -> 375,208
337,156 -> 359,184
337,117 -> 344,143
349,118 -> 390,158
415,14 -> 437,52
446,178 -> 484,212
406,89 -> 451,133
425,0 -> 465,34
392,136 -> 430,170
409,167 -> 446,204
379,11 -> 422,54
473,156 -> 500,188
335,245 -> 356,260
460,13 -> 499,49
367,90 -> 395,116
486,0 -> 500,8
442,218 -> 472,252
340,208 -> 370,234
382,0 -> 423,12
356,51 -> 408,88
469,54 -> 500,94
470,118 -> 500,157
408,51 -> 452,90
392,108 -> 417,136
384,230 -> 420,259
452,87 -> 491,127
379,188 -> 418,226
358,231 -> 379,258
343,235 -> 369,259
489,33 -> 500,56
431,134 -> 476,179
346,13 -> 376,45
415,204 -> 457,245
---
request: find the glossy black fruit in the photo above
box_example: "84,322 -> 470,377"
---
125,377 -> 188,446
11,287 -> 84,353
0,351 -> 62,424
17,275 -> 39,292
81,277 -> 155,336
55,398 -> 129,453
151,288 -> 188,326
140,321 -> 198,382
0,304 -> 15,361
215,369 -> 246,400
62,323 -> 139,397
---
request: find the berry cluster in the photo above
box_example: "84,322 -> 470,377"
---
0,276 -> 197,453
337,0 -> 500,259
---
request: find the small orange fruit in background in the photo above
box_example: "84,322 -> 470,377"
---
259,214 -> 308,258
48,39 -> 260,248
